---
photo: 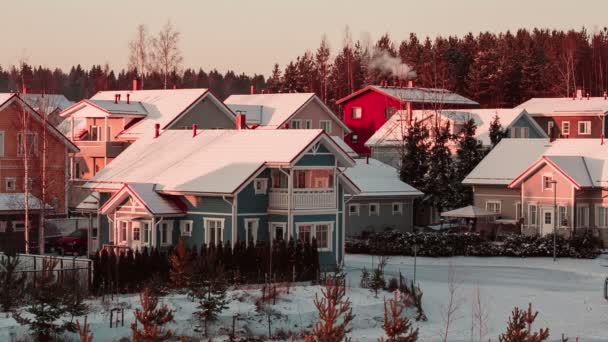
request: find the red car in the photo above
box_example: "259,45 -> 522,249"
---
55,229 -> 88,256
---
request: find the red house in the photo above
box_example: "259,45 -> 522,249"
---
336,82 -> 479,154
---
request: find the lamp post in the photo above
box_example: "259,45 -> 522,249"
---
412,244 -> 419,285
552,179 -> 557,262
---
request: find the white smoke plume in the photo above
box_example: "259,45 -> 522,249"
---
369,51 -> 417,80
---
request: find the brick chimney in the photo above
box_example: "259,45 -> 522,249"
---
154,123 -> 160,138
250,85 -> 255,95
132,79 -> 138,91
114,94 -> 119,104
236,113 -> 247,129
126,93 -> 130,104
192,124 -> 198,137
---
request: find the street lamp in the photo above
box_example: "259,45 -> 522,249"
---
552,179 -> 557,262
412,244 -> 419,285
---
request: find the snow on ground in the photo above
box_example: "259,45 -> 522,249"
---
1,255 -> 607,341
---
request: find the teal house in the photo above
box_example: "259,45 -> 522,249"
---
85,126 -> 359,268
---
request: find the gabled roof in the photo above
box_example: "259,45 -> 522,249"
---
344,158 -> 423,198
335,85 -> 479,106
0,193 -> 52,212
23,94 -> 74,113
0,93 -> 79,153
85,129 -> 356,195
331,136 -> 358,158
516,97 -> 608,116
100,183 -> 185,216
224,93 -> 351,132
464,138 -> 608,186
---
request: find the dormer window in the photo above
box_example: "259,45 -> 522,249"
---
254,178 -> 268,194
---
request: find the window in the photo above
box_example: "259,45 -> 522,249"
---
515,202 -> 522,221
559,206 -> 568,227
348,203 -> 360,216
12,221 -> 25,232
120,221 -> 128,242
578,121 -> 591,135
542,175 -> 554,191
132,226 -> 141,241
320,120 -> 332,133
271,223 -> 286,242
596,206 -> 608,228
245,219 -> 259,246
385,106 -> 397,119
576,205 -> 589,227
296,222 -> 332,250
205,218 -> 224,246
142,222 -> 150,244
293,169 -> 334,189
562,121 -> 570,135
253,178 -> 268,195
0,222 -> 6,233
290,120 -> 302,129
161,221 -> 173,246
547,121 -> 554,135
271,170 -> 288,188
305,120 -> 313,129
529,204 -> 538,226
392,203 -> 403,215
486,200 -> 501,213
17,132 -> 38,157
519,127 -> 529,138
5,177 -> 16,192
351,107 -> 362,119
351,134 -> 359,144
0,131 -> 4,157
89,125 -> 102,141
180,220 -> 193,237
369,203 -> 380,216
544,211 -> 552,225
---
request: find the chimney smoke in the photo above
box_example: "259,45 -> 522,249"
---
369,51 -> 417,80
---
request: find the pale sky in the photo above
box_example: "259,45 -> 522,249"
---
3,0 -> 607,76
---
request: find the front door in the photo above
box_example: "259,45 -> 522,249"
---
131,222 -> 142,250
541,207 -> 554,235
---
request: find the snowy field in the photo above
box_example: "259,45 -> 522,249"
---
1,254 -> 607,341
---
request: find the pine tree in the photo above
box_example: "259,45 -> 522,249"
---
370,268 -> 386,296
190,258 -> 230,337
131,287 -> 174,342
399,120 -> 430,192
425,122 -> 456,212
169,238 -> 192,290
0,255 -> 26,312
489,114 -> 506,147
379,291 -> 419,342
266,63 -> 282,93
305,276 -> 355,342
454,118 -> 486,207
62,270 -> 89,332
498,303 -> 549,342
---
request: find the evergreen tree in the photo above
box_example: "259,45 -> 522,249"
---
370,268 -> 386,296
0,255 -> 26,312
399,120 -> 430,192
379,291 -> 419,342
498,303 -> 549,342
282,61 -> 299,93
489,114 -> 506,147
315,36 -> 332,102
131,287 -> 174,342
62,270 -> 89,332
169,238 -> 192,290
425,122 -> 456,212
305,276 -> 354,342
454,119 -> 486,207
190,257 -> 230,337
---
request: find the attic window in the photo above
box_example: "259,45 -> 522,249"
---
254,178 -> 268,194
542,175 -> 554,191
351,107 -> 362,119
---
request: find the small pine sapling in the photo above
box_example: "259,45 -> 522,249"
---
370,268 -> 386,296
0,255 -> 26,313
62,270 -> 89,332
401,280 -> 427,322
498,303 -> 549,342
360,267 -> 370,289
379,291 -> 419,342
131,287 -> 174,342
190,260 -> 230,337
169,238 -> 193,290
305,276 -> 354,342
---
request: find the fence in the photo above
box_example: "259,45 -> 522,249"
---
0,253 -> 92,293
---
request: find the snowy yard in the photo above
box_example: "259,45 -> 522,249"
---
1,254 -> 607,341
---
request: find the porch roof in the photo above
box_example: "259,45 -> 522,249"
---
99,183 -> 186,216
441,205 -> 499,218
0,193 -> 52,212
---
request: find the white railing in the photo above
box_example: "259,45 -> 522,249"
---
269,188 -> 336,210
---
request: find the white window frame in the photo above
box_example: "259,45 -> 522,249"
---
562,121 -> 570,135
289,119 -> 302,129
132,224 -> 141,241
296,222 -> 333,251
369,203 -> 380,216
180,220 -> 193,237
0,221 -> 6,233
578,121 -> 591,135
253,178 -> 268,195
89,125 -> 102,141
542,174 -> 554,191
119,221 -> 129,243
558,205 -> 568,227
0,130 -> 4,157
160,220 -> 174,246
17,131 -> 38,157
319,120 -> 332,134
348,203 -> 360,216
351,107 -> 362,119
5,177 -> 16,192
595,205 -> 608,228
304,119 -> 313,129
547,121 -> 554,135
576,205 -> 589,228
244,218 -> 259,246
528,204 -> 538,227
12,221 -> 25,232
515,202 -> 522,221
485,200 -> 501,214
269,222 -> 287,243
204,218 -> 224,246
142,221 -> 151,244
392,202 -> 403,215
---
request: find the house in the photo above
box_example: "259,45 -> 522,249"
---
83,126 -> 360,268
365,108 -> 546,169
224,93 -> 351,137
336,82 -> 478,154
22,94 -> 74,126
0,93 -> 79,252
60,87 -> 236,180
463,138 -> 608,246
515,91 -> 608,139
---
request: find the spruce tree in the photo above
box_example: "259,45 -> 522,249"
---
454,119 -> 486,207
0,255 -> 26,312
399,120 -> 430,192
305,276 -> 354,342
190,258 -> 230,337
425,122 -> 456,212
499,303 -> 549,342
379,291 -> 419,342
131,287 -> 174,342
169,238 -> 192,290
489,114 -> 506,147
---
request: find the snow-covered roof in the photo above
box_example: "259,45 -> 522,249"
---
100,183 -> 185,216
336,85 -> 479,106
331,136 -> 358,158
85,129 -> 356,195
87,100 -> 148,116
464,138 -> 608,187
344,158 -> 423,198
441,205 -> 499,218
516,97 -> 608,116
22,94 -> 73,112
224,93 -> 351,132
0,93 -> 15,107
366,108 -> 538,147
0,193 -> 52,212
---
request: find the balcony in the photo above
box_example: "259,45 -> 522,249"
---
75,140 -> 129,158
269,188 -> 336,210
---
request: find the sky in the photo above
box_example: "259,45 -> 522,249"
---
3,0 -> 608,76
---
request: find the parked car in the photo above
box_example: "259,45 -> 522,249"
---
55,229 -> 88,256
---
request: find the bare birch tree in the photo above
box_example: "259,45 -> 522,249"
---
150,20 -> 183,89
440,263 -> 462,342
470,286 -> 489,342
128,24 -> 150,89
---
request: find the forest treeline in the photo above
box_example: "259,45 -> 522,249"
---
1,27 -> 607,109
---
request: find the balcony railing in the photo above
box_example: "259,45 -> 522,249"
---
269,188 -> 336,210
75,140 -> 128,158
